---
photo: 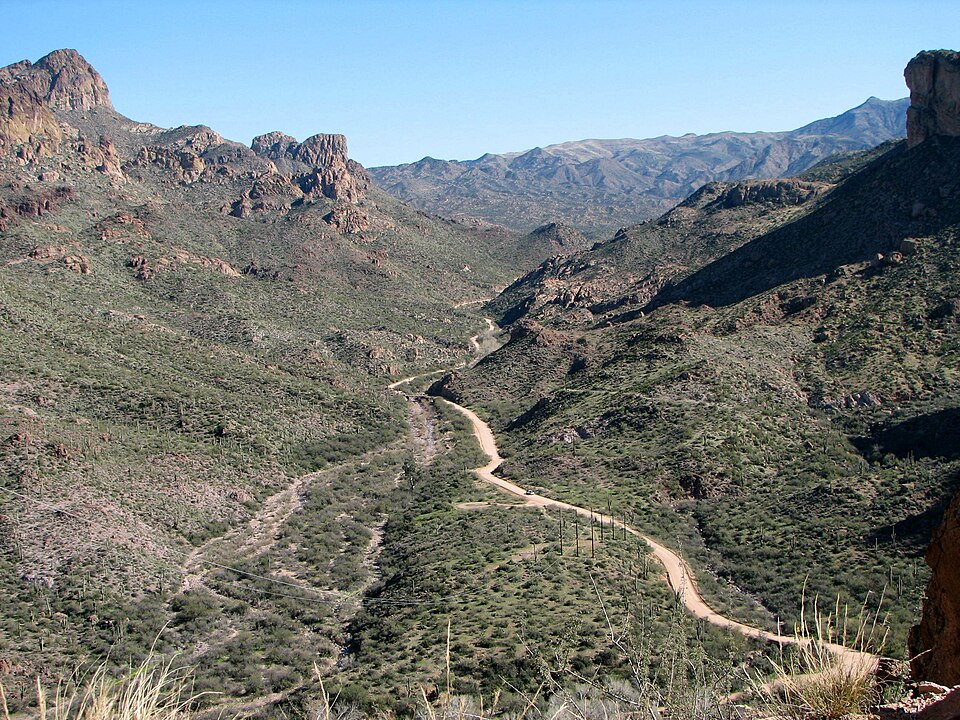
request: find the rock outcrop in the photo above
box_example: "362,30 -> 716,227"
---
526,222 -> 590,254
323,203 -> 370,233
251,131 -> 369,202
905,50 -> 960,147
911,488 -> 960,685
713,179 -> 826,209
132,146 -> 205,184
899,58 -> 960,686
250,131 -> 297,159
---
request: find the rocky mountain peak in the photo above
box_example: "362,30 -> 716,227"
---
250,131 -> 297,157
905,49 -> 960,147
251,131 -> 348,167
0,49 -> 112,156
18,48 -> 112,111
295,133 -> 349,167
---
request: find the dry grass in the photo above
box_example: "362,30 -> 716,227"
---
753,593 -> 886,720
1,656 -> 204,720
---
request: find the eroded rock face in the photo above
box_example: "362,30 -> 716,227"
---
0,65 -> 62,152
2,49 -> 112,112
132,146 -> 205,184
293,133 -> 349,168
250,131 -> 297,158
251,131 -> 369,202
323,203 -> 370,233
911,488 -> 960,684
905,50 -> 960,148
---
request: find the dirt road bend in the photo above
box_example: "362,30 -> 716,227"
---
389,318 -> 877,668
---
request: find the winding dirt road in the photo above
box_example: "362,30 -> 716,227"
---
390,318 -> 877,668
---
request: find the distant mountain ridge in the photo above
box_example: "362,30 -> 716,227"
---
370,97 -> 910,234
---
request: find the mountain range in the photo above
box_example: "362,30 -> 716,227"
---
370,96 -> 909,234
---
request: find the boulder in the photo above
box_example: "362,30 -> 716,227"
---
901,237 -> 922,255
62,255 -> 91,274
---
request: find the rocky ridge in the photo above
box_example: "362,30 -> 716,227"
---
0,49 -> 370,223
487,175 -> 833,327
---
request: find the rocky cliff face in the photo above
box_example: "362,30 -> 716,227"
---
1,49 -> 112,112
901,52 -> 960,682
905,50 -> 960,147
0,73 -> 61,154
911,489 -> 960,684
252,131 -> 369,202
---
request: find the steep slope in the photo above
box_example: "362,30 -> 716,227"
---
436,52 -> 960,658
370,97 -> 909,234
644,136 -> 960,311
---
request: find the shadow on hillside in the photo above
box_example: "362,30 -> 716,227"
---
866,469 -> 960,551
642,137 -> 960,311
853,407 -> 960,462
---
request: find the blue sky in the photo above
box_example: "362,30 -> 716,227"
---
2,0 -> 958,166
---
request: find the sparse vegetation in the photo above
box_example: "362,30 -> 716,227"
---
1,46 -> 955,720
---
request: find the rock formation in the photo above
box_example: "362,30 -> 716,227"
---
293,134 -> 349,169
250,131 -> 297,159
251,131 -> 369,202
0,49 -> 113,162
712,179 -> 826,209
905,50 -> 960,147
906,52 -> 960,683
323,203 -> 370,233
132,146 -> 206,184
911,488 -> 960,685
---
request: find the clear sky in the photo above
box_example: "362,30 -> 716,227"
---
2,0 -> 957,167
